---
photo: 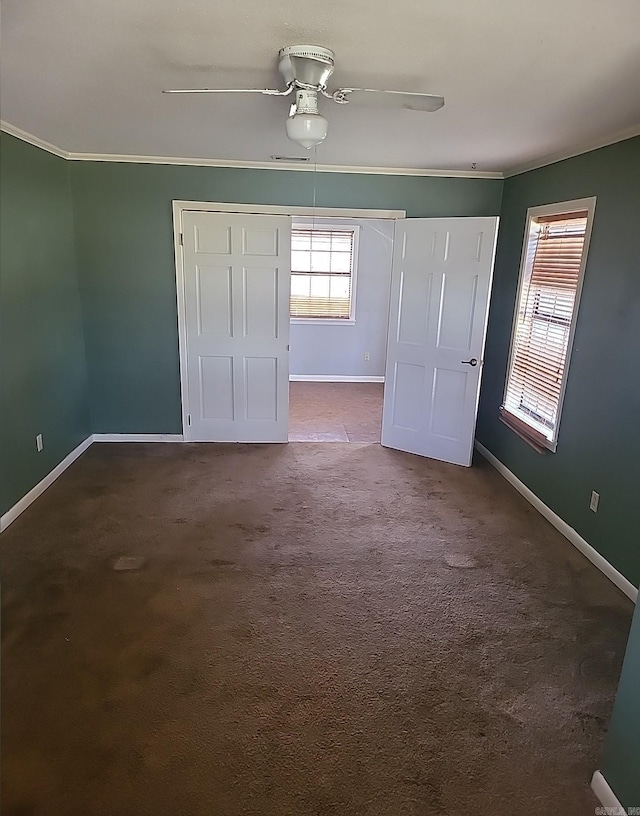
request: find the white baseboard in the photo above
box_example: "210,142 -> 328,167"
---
91,433 -> 184,442
1,433 -> 187,533
475,441 -> 637,603
591,771 -> 625,812
290,375 -> 385,383
0,436 -> 93,533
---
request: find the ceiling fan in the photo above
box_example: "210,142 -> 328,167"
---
163,45 -> 444,149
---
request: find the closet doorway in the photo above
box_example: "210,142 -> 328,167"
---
174,201 -> 498,467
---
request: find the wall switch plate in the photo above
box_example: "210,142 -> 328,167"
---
364,351 -> 370,361
590,491 -> 600,512
36,433 -> 43,452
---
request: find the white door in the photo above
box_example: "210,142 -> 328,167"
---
381,217 -> 498,466
181,211 -> 291,442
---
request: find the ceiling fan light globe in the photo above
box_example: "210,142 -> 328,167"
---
285,112 -> 328,149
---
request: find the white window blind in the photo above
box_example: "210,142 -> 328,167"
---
502,208 -> 592,450
290,228 -> 355,319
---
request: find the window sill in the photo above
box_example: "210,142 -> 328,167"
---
290,318 -> 356,326
499,409 -> 551,454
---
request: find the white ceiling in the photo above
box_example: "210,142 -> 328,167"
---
2,0 -> 639,173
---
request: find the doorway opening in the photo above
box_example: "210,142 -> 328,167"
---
287,214 -> 392,443
174,201 -> 498,466
288,381 -> 384,442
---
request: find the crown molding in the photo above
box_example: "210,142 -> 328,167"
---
503,123 -> 640,177
1,120 -> 502,178
64,151 -> 503,178
0,121 -> 69,158
4,118 -> 638,179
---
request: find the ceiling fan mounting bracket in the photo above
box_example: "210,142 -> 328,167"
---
278,45 -> 335,91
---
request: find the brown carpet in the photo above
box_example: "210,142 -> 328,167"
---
1,442 -> 633,816
288,382 -> 383,442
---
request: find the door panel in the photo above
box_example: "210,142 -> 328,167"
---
392,362 -> 426,432
243,267 -> 279,337
200,356 -> 234,419
242,226 -> 280,255
429,367 -> 467,439
397,270 -> 433,346
196,266 -> 233,336
382,217 -> 498,466
195,224 -> 232,254
436,273 -> 478,350
182,211 -> 291,442
244,357 -> 278,420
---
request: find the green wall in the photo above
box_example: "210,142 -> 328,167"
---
0,133 -> 90,516
70,161 -> 502,434
476,136 -> 640,587
602,600 -> 640,808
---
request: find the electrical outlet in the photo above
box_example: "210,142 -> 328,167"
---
36,433 -> 43,452
589,491 -> 600,513
364,351 -> 370,361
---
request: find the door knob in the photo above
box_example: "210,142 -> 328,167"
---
461,358 -> 478,366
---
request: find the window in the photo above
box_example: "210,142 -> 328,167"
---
501,198 -> 596,452
290,225 -> 357,321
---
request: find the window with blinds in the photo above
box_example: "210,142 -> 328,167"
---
501,200 -> 595,451
290,227 -> 356,319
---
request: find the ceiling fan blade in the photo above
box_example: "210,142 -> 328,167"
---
162,87 -> 290,96
334,88 -> 444,112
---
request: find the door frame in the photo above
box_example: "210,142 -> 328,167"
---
172,200 -> 406,440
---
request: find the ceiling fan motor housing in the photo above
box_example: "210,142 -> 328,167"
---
278,45 -> 335,90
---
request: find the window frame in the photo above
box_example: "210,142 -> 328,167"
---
289,221 -> 360,325
501,197 -> 597,452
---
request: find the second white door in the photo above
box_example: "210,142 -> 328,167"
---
382,217 -> 498,466
182,211 -> 291,442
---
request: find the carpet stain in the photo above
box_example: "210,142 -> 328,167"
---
579,650 -> 621,679
231,521 -> 271,537
113,556 -> 146,571
443,553 -> 480,568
